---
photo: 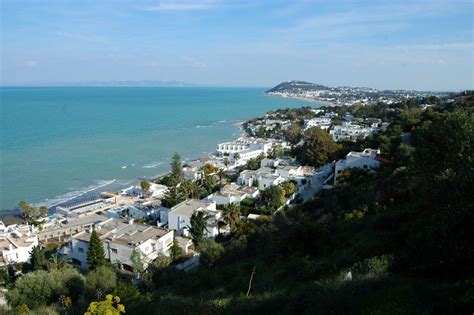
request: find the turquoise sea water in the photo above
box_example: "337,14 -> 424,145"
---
0,87 -> 318,211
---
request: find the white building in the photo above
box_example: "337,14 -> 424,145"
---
120,183 -> 168,198
334,148 -> 381,183
168,199 -> 221,238
205,183 -> 260,205
237,167 -> 286,191
304,117 -> 332,131
216,138 -> 273,164
0,222 -> 38,267
62,218 -> 174,272
37,214 -> 109,244
330,122 -> 375,142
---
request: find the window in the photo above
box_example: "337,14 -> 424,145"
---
111,248 -> 117,254
78,247 -> 84,253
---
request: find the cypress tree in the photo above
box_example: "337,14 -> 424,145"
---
87,229 -> 106,270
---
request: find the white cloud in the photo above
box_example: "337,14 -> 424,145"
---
143,1 -> 217,11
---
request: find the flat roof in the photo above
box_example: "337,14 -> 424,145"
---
73,219 -> 170,246
170,199 -> 213,217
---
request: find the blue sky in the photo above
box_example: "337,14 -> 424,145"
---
1,0 -> 473,90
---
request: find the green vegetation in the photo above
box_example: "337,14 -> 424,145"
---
87,230 -> 107,270
139,181 -> 150,195
189,211 -> 208,248
18,200 -> 48,224
294,127 -> 339,166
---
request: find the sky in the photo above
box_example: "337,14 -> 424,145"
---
1,0 -> 473,90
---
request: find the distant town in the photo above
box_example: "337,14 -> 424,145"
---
266,80 -> 450,106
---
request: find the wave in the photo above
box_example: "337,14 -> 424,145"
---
194,119 -> 234,129
143,161 -> 164,169
35,179 -> 117,208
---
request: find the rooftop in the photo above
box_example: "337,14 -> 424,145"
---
73,219 -> 170,246
170,199 -> 214,217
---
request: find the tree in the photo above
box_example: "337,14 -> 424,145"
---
285,123 -> 302,145
38,206 -> 48,218
178,180 -> 203,199
408,108 -> 474,272
234,152 -> 240,162
86,265 -> 117,294
170,238 -> 184,262
170,153 -> 183,183
201,174 -> 217,194
162,185 -> 185,208
201,163 -> 218,175
188,211 -> 208,248
281,181 -> 297,198
296,127 -> 338,166
217,168 -> 227,185
223,158 -> 230,168
29,246 -> 46,271
198,239 -> 223,267
131,248 -> 146,274
18,200 -> 38,223
47,253 -> 67,271
261,186 -> 286,211
6,268 -> 85,309
87,230 -> 106,270
140,181 -> 151,196
221,203 -> 241,230
84,294 -> 125,315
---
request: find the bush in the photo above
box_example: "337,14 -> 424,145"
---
199,239 -> 224,268
6,267 -> 85,309
86,266 -> 117,294
352,255 -> 394,279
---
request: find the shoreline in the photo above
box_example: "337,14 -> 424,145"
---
266,93 -> 339,107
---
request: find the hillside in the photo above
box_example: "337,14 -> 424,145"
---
266,80 -> 330,93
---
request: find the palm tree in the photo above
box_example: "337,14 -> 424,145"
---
221,203 -> 241,231
47,253 -> 67,271
179,180 -> 203,199
217,169 -> 227,186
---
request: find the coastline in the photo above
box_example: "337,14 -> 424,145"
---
266,93 -> 338,107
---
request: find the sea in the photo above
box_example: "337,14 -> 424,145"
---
0,87 -> 319,213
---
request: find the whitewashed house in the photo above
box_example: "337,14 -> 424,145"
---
334,148 -> 381,183
121,183 -> 168,198
330,122 -> 375,142
304,117 -> 332,131
62,218 -> 174,272
205,183 -> 259,205
37,214 -> 108,244
0,224 -> 38,267
216,139 -> 273,164
237,167 -> 287,191
168,199 -> 221,238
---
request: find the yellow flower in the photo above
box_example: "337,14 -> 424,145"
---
114,296 -> 121,303
117,304 -> 126,313
106,294 -> 114,301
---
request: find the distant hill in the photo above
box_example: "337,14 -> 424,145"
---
266,80 -> 330,93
